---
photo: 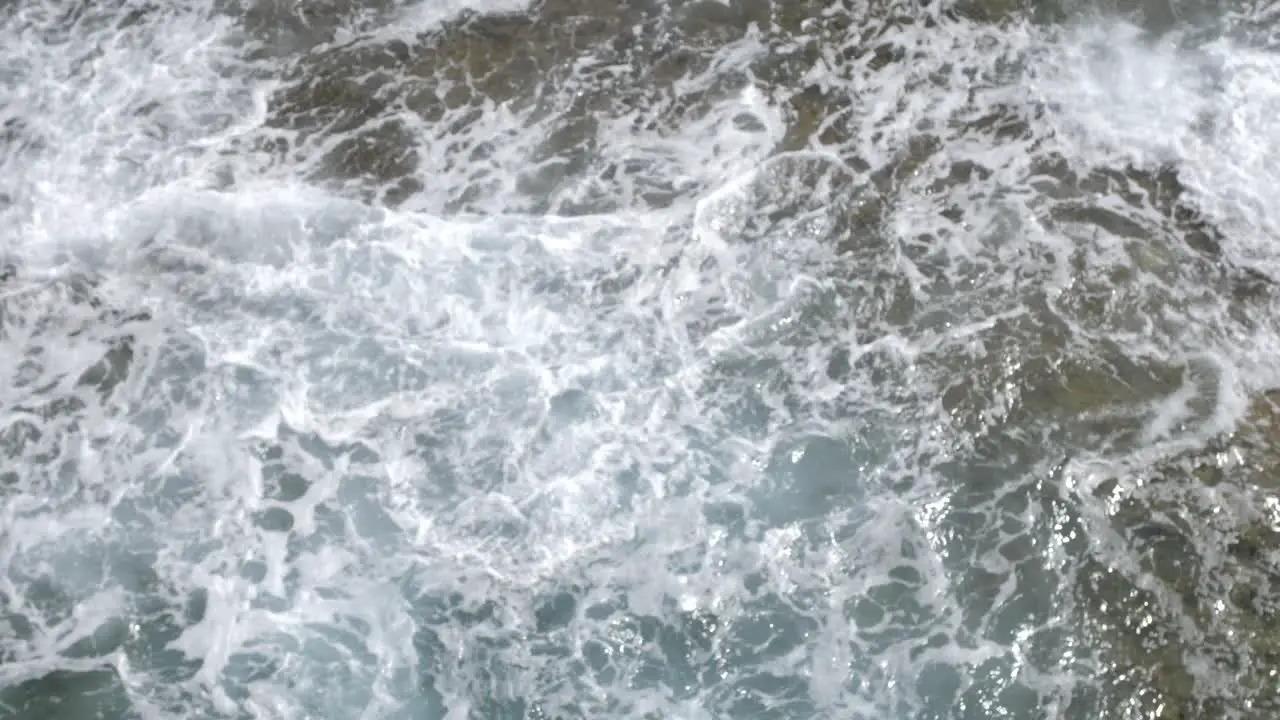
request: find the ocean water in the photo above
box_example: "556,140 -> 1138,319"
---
2,0 -> 1280,718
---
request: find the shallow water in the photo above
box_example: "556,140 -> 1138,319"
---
3,0 -> 1280,718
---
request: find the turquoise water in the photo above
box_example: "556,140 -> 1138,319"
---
3,0 -> 1280,718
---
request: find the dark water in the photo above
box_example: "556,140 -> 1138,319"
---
2,0 -> 1280,718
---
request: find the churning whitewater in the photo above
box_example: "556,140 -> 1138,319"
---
3,0 -> 1280,718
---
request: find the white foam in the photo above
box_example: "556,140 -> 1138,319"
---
4,0 -> 1280,717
